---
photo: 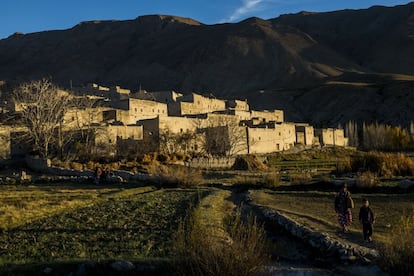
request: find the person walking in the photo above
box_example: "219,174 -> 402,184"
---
359,198 -> 375,242
94,166 -> 103,184
334,183 -> 354,232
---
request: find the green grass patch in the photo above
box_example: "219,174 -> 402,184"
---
0,185 -> 207,267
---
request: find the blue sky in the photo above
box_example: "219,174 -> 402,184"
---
1,0 -> 412,39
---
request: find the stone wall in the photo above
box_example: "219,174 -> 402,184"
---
245,192 -> 379,264
186,157 -> 235,169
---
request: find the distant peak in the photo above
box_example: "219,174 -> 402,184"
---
136,15 -> 202,26
241,16 -> 266,23
75,19 -> 119,27
297,11 -> 319,16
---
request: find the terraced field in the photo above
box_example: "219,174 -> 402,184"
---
0,184 -> 206,267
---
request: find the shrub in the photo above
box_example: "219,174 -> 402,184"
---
356,171 -> 379,189
260,167 -> 281,188
154,165 -> 203,188
351,151 -> 414,177
157,154 -> 169,163
381,212 -> 414,275
233,175 -> 255,186
141,153 -> 157,165
232,155 -> 268,171
121,161 -> 139,170
51,159 -> 70,169
85,161 -> 98,170
107,162 -> 120,170
174,152 -> 186,161
70,162 -> 83,171
173,208 -> 269,276
290,172 -> 313,185
335,156 -> 352,175
144,161 -> 161,175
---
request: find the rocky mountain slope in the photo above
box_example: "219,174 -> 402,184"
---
1,4 -> 414,126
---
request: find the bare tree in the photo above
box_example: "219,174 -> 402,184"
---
12,79 -> 70,158
65,96 -> 103,159
159,128 -> 200,156
203,115 -> 247,157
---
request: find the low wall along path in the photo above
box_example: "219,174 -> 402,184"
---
244,190 -> 380,264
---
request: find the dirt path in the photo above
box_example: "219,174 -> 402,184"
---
249,190 -> 380,251
195,189 -> 235,244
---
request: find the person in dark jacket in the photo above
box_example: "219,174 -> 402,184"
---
334,183 -> 354,232
359,198 -> 375,242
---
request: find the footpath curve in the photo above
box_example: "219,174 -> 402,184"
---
244,190 -> 381,264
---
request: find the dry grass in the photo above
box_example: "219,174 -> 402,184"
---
232,169 -> 281,189
289,172 -> 313,185
356,171 -> 379,189
260,167 -> 281,188
153,165 -> 204,188
380,212 -> 414,275
351,151 -> 414,177
335,156 -> 352,174
232,155 -> 268,171
173,191 -> 269,276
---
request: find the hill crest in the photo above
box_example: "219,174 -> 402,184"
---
1,3 -> 414,126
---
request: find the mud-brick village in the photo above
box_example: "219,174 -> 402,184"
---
0,82 -> 348,165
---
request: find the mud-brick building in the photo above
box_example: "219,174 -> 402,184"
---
315,128 -> 348,147
226,99 -> 250,111
137,116 -> 205,154
168,93 -> 227,116
93,124 -> 144,156
217,109 -> 284,123
74,83 -> 130,101
204,125 -> 248,156
63,107 -> 109,130
246,122 -> 296,154
333,129 -> 348,147
94,125 -> 143,145
250,110 -> 284,123
134,90 -> 184,104
295,124 -> 315,147
0,126 -> 32,159
107,98 -> 168,124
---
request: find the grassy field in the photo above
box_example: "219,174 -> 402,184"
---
0,184 -> 206,268
250,189 -> 414,245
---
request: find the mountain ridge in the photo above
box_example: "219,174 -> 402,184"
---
1,3 -> 414,126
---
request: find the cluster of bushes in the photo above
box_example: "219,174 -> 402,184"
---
381,212 -> 414,275
233,168 -> 281,189
51,152 -> 195,173
173,209 -> 268,275
361,122 -> 414,151
51,160 -> 124,171
150,165 -> 204,188
139,152 -> 191,164
355,171 -> 379,189
336,151 -> 414,177
345,121 -> 414,151
267,147 -> 355,163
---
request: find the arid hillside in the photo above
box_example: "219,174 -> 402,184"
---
1,3 -> 414,126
